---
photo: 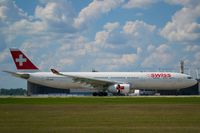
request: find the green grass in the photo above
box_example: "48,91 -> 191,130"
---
0,97 -> 200,133
0,96 -> 200,104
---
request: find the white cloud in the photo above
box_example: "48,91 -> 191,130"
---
93,20 -> 158,69
93,53 -> 137,70
2,0 -> 198,73
0,1 -> 30,49
123,20 -> 156,36
135,12 -> 144,17
94,22 -> 120,45
35,2 -> 73,23
161,2 -> 200,42
36,3 -> 59,21
184,45 -> 200,52
0,0 -> 79,52
7,19 -> 46,35
116,54 -> 137,64
74,0 -> 124,28
35,1 -> 76,33
103,22 -> 119,31
142,44 -> 173,67
93,20 -> 157,49
193,52 -> 200,67
0,0 -> 28,22
123,0 -> 157,9
147,44 -> 155,52
122,20 -> 157,48
0,6 -> 8,20
2,19 -> 50,48
0,49 -> 9,62
137,47 -> 142,55
95,31 -> 109,45
165,0 -> 199,6
59,58 -> 74,66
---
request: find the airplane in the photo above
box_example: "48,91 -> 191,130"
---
3,48 -> 197,96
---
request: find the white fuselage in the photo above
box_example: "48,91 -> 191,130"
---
27,72 -> 197,91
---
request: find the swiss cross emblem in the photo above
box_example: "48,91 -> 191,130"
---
116,84 -> 124,90
16,54 -> 27,66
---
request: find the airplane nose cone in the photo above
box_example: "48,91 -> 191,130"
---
191,79 -> 198,86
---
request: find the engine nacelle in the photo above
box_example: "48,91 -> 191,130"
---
108,83 -> 130,95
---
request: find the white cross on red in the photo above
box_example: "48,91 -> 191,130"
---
16,54 -> 27,66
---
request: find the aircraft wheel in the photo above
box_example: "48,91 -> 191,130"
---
98,92 -> 102,96
93,92 -> 108,96
93,92 -> 98,96
103,92 -> 108,96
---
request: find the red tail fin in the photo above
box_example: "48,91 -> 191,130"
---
10,48 -> 39,71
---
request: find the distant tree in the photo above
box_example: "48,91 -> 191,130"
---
0,88 -> 27,95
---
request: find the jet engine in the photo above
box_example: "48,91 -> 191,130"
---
108,83 -> 131,95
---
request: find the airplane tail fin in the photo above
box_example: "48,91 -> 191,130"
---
10,48 -> 39,71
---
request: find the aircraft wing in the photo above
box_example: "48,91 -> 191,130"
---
51,69 -> 116,89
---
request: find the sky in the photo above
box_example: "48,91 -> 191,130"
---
0,0 -> 200,89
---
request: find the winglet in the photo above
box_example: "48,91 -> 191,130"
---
51,69 -> 64,76
51,69 -> 59,74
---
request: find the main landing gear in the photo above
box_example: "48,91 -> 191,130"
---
92,92 -> 108,96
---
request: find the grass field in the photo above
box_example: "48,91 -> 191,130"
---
0,97 -> 200,133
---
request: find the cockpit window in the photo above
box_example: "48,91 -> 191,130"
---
187,76 -> 192,79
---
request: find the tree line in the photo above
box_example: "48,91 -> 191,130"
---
0,88 -> 27,95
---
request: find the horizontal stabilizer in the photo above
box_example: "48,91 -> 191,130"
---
3,70 -> 30,79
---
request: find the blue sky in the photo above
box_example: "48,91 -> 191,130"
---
0,0 -> 200,89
